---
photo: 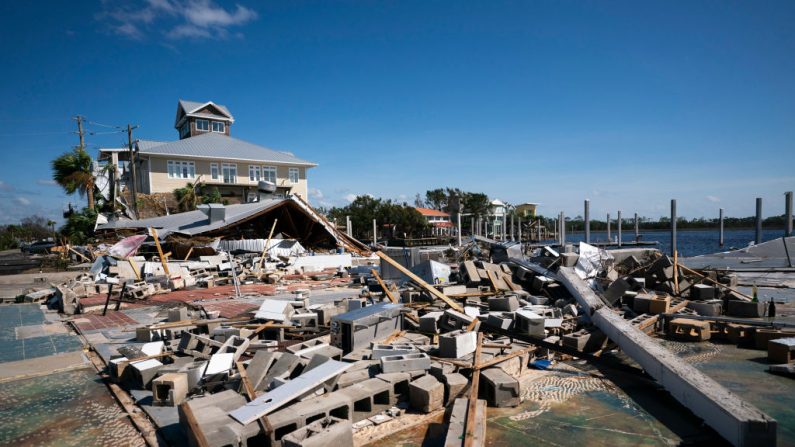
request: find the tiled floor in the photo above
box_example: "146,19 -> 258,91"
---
0,304 -> 83,363
199,301 -> 259,318
72,311 -> 140,333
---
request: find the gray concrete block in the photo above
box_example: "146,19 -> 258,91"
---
419,311 -> 444,334
727,300 -> 765,318
603,278 -> 631,305
409,374 -> 444,413
687,300 -> 723,317
488,295 -> 519,312
282,416 -> 352,447
438,330 -> 477,359
691,284 -> 717,300
479,368 -> 520,407
485,312 -> 514,330
371,343 -> 419,359
380,353 -> 431,373
443,372 -> 467,404
560,252 -> 579,267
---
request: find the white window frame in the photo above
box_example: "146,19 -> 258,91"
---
195,119 -> 209,132
288,167 -> 299,184
167,160 -> 195,179
212,121 -> 225,133
210,163 -> 219,180
262,166 -> 276,183
222,163 -> 237,184
249,165 -> 261,182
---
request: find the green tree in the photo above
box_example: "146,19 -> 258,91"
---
202,186 -> 222,204
425,188 -> 447,210
60,208 -> 97,245
51,147 -> 96,210
174,181 -> 203,212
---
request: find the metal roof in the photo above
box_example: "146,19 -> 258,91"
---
135,133 -> 317,166
179,99 -> 233,118
96,198 -> 288,237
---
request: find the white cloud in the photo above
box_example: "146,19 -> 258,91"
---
344,193 -> 358,203
15,197 -> 31,206
309,188 -> 324,200
98,0 -> 258,41
36,179 -> 57,186
705,195 -> 721,203
0,180 -> 12,192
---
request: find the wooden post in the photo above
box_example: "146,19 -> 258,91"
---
671,200 -> 677,257
786,191 -> 793,237
258,219 -> 279,270
755,197 -> 763,244
606,213 -> 611,243
371,269 -> 397,303
372,218 -> 377,245
719,208 -> 724,247
617,210 -> 622,247
128,258 -> 141,281
375,251 -> 463,312
673,249 -> 679,295
463,332 -> 484,447
236,361 -> 274,435
634,212 -> 639,242
149,227 -> 170,277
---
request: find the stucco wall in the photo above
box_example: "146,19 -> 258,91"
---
145,155 -> 309,198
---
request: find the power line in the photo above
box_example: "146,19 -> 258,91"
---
87,120 -> 123,129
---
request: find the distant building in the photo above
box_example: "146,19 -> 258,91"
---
414,207 -> 453,236
515,202 -> 539,218
99,100 -> 317,203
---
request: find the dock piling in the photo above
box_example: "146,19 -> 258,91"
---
584,200 -> 590,243
671,199 -> 677,256
755,197 -> 763,245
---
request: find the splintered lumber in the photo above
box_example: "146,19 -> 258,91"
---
149,227 -> 170,277
128,258 -> 141,281
258,219 -> 279,270
384,329 -> 407,344
557,266 -> 776,447
246,321 -> 275,340
463,332 -> 485,447
371,268 -> 420,324
676,263 -> 752,301
375,251 -> 463,312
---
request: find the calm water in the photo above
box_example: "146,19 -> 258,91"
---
553,228 -> 788,257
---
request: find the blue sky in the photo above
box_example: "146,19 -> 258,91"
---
1,0 -> 794,225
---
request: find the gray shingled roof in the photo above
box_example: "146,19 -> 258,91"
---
179,99 -> 232,118
135,133 -> 317,166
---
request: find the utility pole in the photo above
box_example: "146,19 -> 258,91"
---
73,115 -> 94,210
75,115 -> 85,149
127,124 -> 140,217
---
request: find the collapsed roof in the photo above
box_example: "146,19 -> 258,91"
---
95,195 -> 369,254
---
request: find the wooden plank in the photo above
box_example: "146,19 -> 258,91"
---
463,332 -> 485,447
474,346 -> 535,371
371,269 -> 398,303
258,219 -> 279,270
375,251 -> 463,312
149,227 -> 170,277
677,263 -> 752,301
236,360 -> 274,434
246,321 -> 275,340
128,258 -> 141,281
183,247 -> 193,261
179,401 -> 211,447
673,250 -> 680,295
383,329 -> 406,344
485,269 -> 500,293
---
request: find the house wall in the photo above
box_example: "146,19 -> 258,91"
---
145,155 -> 309,199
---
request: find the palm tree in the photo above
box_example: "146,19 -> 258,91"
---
52,147 -> 95,210
174,179 -> 204,212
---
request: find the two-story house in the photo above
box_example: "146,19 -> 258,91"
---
414,207 -> 453,236
100,100 -> 317,203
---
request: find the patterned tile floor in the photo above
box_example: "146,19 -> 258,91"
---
0,304 -> 83,363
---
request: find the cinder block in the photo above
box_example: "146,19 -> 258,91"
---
691,284 -> 717,300
727,300 -> 765,318
409,375 -> 444,413
687,300 -> 723,316
371,343 -> 419,359
152,372 -> 188,406
479,368 -> 520,407
488,295 -> 519,312
443,372 -> 468,404
380,353 -> 431,374
438,330 -> 477,359
282,416 -> 353,447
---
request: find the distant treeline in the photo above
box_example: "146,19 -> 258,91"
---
539,214 -> 790,232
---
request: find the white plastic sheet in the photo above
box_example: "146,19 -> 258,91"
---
574,242 -> 614,279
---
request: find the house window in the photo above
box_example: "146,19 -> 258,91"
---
288,167 -> 299,184
212,121 -> 225,133
222,163 -> 237,184
196,119 -> 209,132
263,166 -> 276,183
249,165 -> 261,182
180,122 -> 189,138
210,163 -> 219,180
167,160 -> 195,179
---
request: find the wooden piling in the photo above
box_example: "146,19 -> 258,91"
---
755,197 -> 763,244
785,191 -> 793,237
719,208 -> 724,247
671,199 -> 677,257
584,200 -> 590,243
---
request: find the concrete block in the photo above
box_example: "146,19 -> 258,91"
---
419,311 -> 444,334
375,372 -> 412,402
560,252 -> 579,267
687,300 -> 723,316
371,343 -> 419,359
485,312 -> 514,330
727,300 -> 765,318
380,353 -> 431,373
439,309 -> 476,332
438,330 -> 477,359
528,295 -> 549,305
768,337 -> 795,364
603,278 -> 631,305
633,293 -> 655,314
130,358 -> 163,388
691,284 -> 717,300
648,295 -> 671,314
168,307 -> 189,322
152,372 -> 188,406
282,417 -> 353,447
409,375 -> 444,413
479,368 -> 520,407
514,309 -> 545,337
488,295 -> 519,312
669,318 -> 711,342
443,373 -> 468,404
343,378 -> 393,421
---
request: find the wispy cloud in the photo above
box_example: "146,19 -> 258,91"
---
36,179 -> 57,186
344,193 -> 358,203
98,0 -> 258,41
0,180 -> 12,192
705,195 -> 721,203
15,197 -> 31,206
